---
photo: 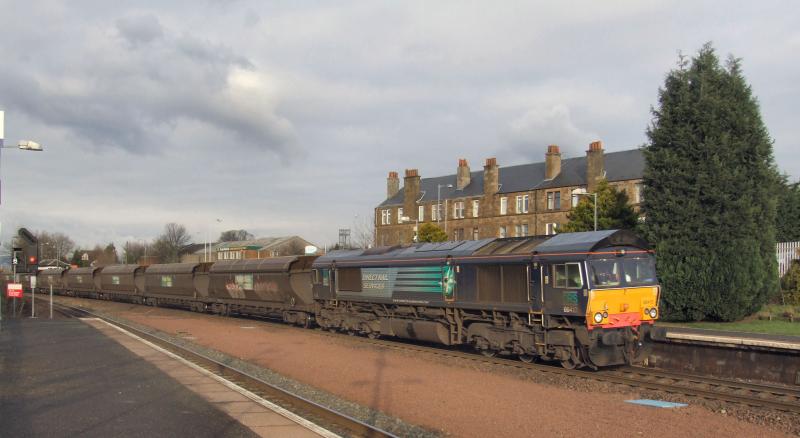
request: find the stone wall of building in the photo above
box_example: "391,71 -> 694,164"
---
375,142 -> 644,246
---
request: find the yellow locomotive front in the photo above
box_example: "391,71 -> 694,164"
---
583,251 -> 660,366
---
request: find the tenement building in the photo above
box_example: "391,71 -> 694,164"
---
375,141 -> 644,246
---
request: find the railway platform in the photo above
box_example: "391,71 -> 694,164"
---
649,325 -> 800,385
655,325 -> 800,351
0,314 -> 331,437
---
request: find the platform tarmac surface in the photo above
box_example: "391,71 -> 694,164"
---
0,315 -> 324,437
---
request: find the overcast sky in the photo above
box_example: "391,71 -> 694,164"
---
0,1 -> 797,252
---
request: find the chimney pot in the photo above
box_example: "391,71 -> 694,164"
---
485,157 -> 497,167
403,168 -> 421,222
457,158 -> 471,189
545,144 -> 562,180
586,140 -> 605,192
386,171 -> 400,198
589,140 -> 603,152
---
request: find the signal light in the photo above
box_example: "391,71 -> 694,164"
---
28,255 -> 37,264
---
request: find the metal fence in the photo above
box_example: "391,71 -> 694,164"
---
778,241 -> 800,277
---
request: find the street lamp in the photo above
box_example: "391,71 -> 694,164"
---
206,218 -> 222,262
0,111 -> 44,331
437,183 -> 454,236
0,112 -> 45,275
572,192 -> 598,231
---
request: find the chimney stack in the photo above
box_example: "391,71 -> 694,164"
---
586,140 -> 605,192
387,171 -> 400,199
403,168 -> 421,221
482,157 -> 499,217
545,145 -> 561,180
456,158 -> 471,190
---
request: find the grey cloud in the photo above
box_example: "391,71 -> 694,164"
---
116,14 -> 164,47
0,12 -> 293,156
504,104 -> 598,160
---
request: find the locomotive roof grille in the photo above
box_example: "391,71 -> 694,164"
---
312,230 -> 649,267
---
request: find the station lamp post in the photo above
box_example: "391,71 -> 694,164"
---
437,183 -> 453,236
0,110 -> 44,330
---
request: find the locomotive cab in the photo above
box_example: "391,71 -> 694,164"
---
534,230 -> 658,367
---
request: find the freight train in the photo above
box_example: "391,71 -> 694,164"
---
2,229 -> 660,369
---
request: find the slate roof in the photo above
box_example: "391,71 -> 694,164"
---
379,148 -> 644,207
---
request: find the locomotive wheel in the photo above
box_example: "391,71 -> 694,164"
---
560,357 -> 578,369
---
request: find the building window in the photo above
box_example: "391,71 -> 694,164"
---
500,197 -> 508,215
234,274 -> 254,290
521,223 -> 528,236
397,208 -> 404,223
547,191 -> 561,210
473,227 -> 479,240
546,223 -> 558,235
515,224 -> 521,237
418,205 -> 425,222
499,226 -> 507,238
472,200 -> 479,218
432,203 -> 443,221
454,228 -> 465,240
453,201 -> 465,219
381,209 -> 391,225
635,183 -> 644,204
516,195 -> 530,213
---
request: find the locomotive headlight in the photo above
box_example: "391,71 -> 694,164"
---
649,308 -> 658,319
593,312 -> 604,324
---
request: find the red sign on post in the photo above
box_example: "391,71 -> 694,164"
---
7,283 -> 23,298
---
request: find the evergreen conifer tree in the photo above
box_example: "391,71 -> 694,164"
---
642,43 -> 779,321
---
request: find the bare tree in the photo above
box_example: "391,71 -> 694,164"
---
122,241 -> 148,264
35,230 -> 76,263
152,223 -> 191,263
352,214 -> 376,249
219,229 -> 254,242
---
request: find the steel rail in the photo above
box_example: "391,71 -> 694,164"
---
613,366 -> 800,400
54,303 -> 397,438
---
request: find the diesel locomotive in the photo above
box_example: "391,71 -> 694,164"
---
5,229 -> 659,369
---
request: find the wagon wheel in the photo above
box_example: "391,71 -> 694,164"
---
480,349 -> 497,358
519,354 -> 537,363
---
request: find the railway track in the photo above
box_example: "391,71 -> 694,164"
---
333,328 -> 800,413
54,303 -> 397,438
57,298 -> 800,414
